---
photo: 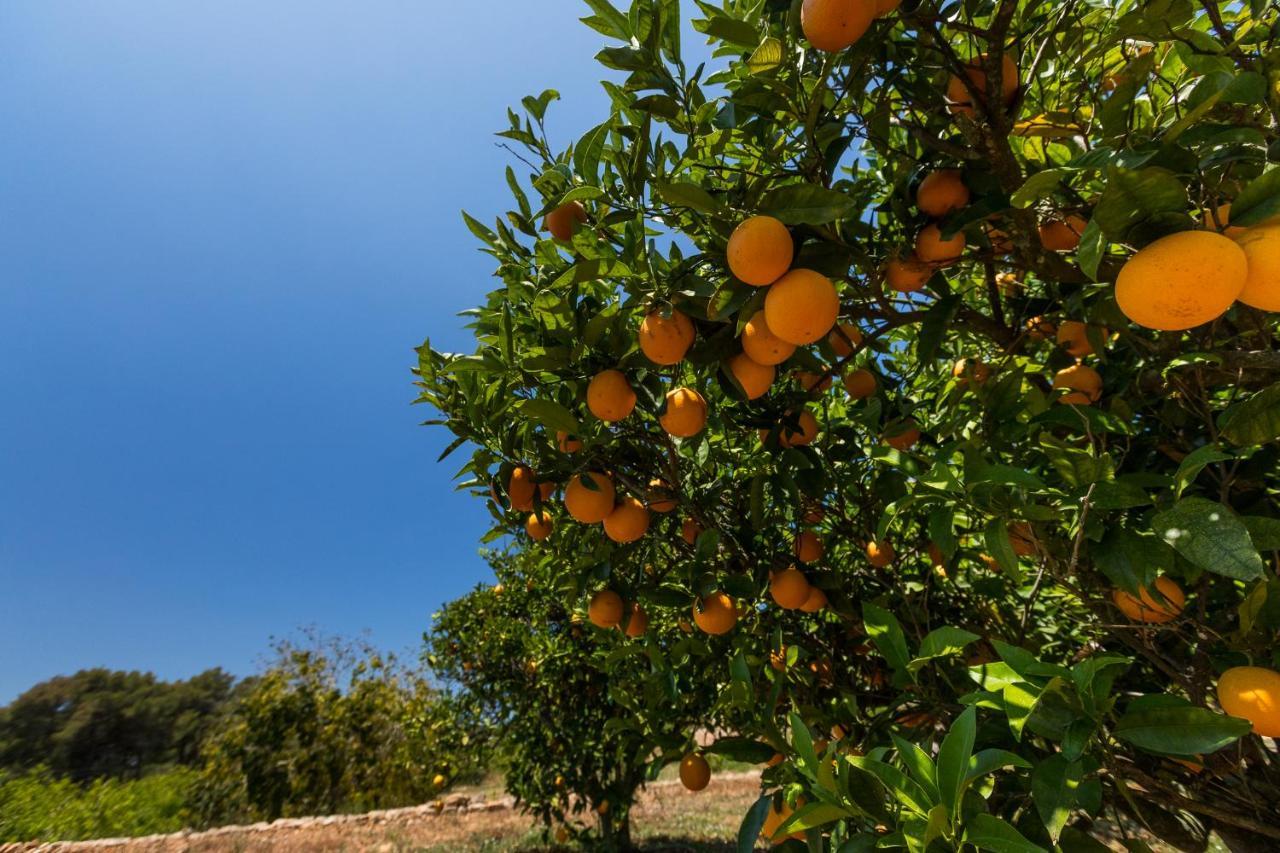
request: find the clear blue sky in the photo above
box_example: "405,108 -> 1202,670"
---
0,1 -> 703,702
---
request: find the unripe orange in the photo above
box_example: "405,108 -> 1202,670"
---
660,387 -> 708,437
742,311 -> 797,365
693,592 -> 738,635
604,496 -> 650,543
587,369 -> 637,422
800,0 -> 875,52
639,309 -> 696,365
544,201 -> 587,241
1217,666 -> 1280,737
565,472 -> 616,523
828,323 -> 864,358
1112,576 -> 1185,624
794,531 -> 824,563
770,569 -> 812,609
764,269 -> 840,345
843,368 -> 878,399
1115,230 -> 1246,331
588,590 -> 624,629
526,511 -> 554,541
917,169 -> 970,217
915,224 -> 965,265
727,216 -> 793,285
727,353 -> 775,400
1052,364 -> 1102,406
679,753 -> 711,791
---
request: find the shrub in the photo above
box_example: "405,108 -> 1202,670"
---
0,767 -> 196,842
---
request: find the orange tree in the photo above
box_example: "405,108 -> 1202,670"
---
415,0 -> 1280,849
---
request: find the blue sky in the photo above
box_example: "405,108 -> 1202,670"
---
0,1 -> 705,702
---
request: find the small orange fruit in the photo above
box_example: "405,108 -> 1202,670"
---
1025,315 -> 1056,341
624,603 -> 648,637
526,511 -> 554,541
1039,214 -> 1088,251
693,592 -> 738,635
1217,666 -> 1280,737
947,53 -> 1020,117
800,0 -> 875,52
843,368 -> 877,399
508,465 -> 538,512
885,254 -> 933,292
1112,576 -> 1185,624
604,496 -> 650,543
987,227 -> 1014,256
588,590 -> 624,629
1052,364 -> 1102,406
679,753 -> 711,791
587,369 -> 637,422
556,431 -> 583,453
764,269 -> 840,345
545,201 -> 587,241
727,216 -> 794,286
1115,230 -> 1247,330
884,421 -> 920,451
565,472 -> 616,523
761,799 -> 803,844
952,357 -> 990,386
927,542 -> 945,568
915,224 -> 965,265
828,322 -> 864,358
660,387 -> 708,437
799,586 -> 827,613
1056,320 -> 1105,357
770,568 -> 811,609
1009,522 -> 1038,557
681,518 -> 703,545
795,531 -> 824,563
727,353 -> 775,400
647,479 -> 677,513
867,540 -> 896,568
639,309 -> 696,365
796,371 -> 833,393
778,410 -> 820,448
742,311 -> 797,366
917,169 -> 970,217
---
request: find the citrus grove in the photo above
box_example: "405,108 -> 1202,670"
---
415,1 -> 1280,850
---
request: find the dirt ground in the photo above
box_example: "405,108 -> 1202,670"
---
0,773 -> 763,853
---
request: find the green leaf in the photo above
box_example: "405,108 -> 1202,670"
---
936,707 -> 976,818
758,184 -> 857,225
964,813 -> 1048,853
1032,755 -> 1083,843
845,756 -> 931,816
580,0 -> 630,41
706,737 -> 776,764
1011,168 -> 1074,208
1094,526 -> 1169,594
916,294 -> 961,363
1243,516 -> 1280,551
966,749 -> 1032,781
1151,497 -> 1264,581
863,603 -> 911,679
1228,167 -> 1280,227
1113,706 -> 1251,754
1219,384 -> 1280,446
984,518 -> 1020,578
890,734 -> 939,799
778,802 -> 852,835
1076,217 -> 1107,281
737,795 -> 772,853
1092,166 -> 1188,243
1173,445 -> 1232,497
655,181 -> 725,215
746,37 -> 783,74
910,627 -> 980,672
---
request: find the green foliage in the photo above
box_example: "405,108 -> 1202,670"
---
0,767 -> 196,843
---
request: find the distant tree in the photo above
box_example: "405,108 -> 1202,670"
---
0,668 -> 236,782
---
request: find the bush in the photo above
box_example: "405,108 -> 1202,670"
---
0,767 -> 196,843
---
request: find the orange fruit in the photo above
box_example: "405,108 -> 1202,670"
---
927,542 -> 945,568
867,540 -> 896,568
917,169 -> 970,217
875,0 -> 901,14
795,531 -> 824,563
565,472 -> 616,523
915,224 -> 965,265
647,479 -> 677,513
800,0 -> 875,52
947,53 -> 1019,116
624,603 -> 648,637
507,465 -> 538,511
778,410 -> 820,447
761,799 -> 803,844
764,269 -> 840,345
765,752 -> 786,767
1232,225 -> 1280,311
1039,214 -> 1088,251
1200,202 -> 1277,237
1009,522 -> 1038,557
727,353 -> 775,400
1112,576 -> 1185,624
884,421 -> 920,451
526,511 -> 554,541
799,586 -> 828,613
556,431 -> 583,453
727,216 -> 794,285
679,753 -> 711,791
843,368 -> 878,399
604,496 -> 650,543
1025,315 -> 1057,341
1056,320 -> 1105,357
742,311 -> 798,366
1217,666 -> 1280,737
1053,364 -> 1102,406
828,322 -> 864,358
588,590 -> 624,629
544,201 -> 587,241
587,369 -> 637,422
660,387 -> 708,437
681,518 -> 703,545
639,308 -> 696,365
1115,230 -> 1247,330
987,227 -> 1014,256
796,371 -> 833,393
693,592 -> 738,635
885,255 -> 933,292
770,569 -> 811,609
952,357 -> 990,385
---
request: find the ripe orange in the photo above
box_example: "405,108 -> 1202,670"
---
1052,364 -> 1102,406
507,465 -> 538,511
952,357 -> 990,386
587,369 -> 637,422
660,387 -> 708,437
917,169 -> 970,217
588,590 -> 624,629
770,568 -> 811,609
915,224 -> 965,265
828,322 -> 864,358
639,308 -> 696,365
624,603 -> 648,637
799,586 -> 827,613
927,542 -> 945,568
1039,215 -> 1088,251
867,540 -> 896,568
778,410 -> 820,448
800,0 -> 875,52
727,216 -> 794,286
947,53 -> 1019,116
1217,666 -> 1280,737
885,255 -> 933,292
796,371 -> 833,393
795,531 -> 824,563
843,368 -> 877,399
884,421 -> 920,451
679,753 -> 711,792
1113,576 -> 1185,624
647,479 -> 677,513
1232,225 -> 1280,311
556,431 -> 583,453
764,269 -> 840,345
604,496 -> 651,543
761,799 -> 802,844
742,311 -> 797,365
681,517 -> 703,545
1201,202 -> 1271,237
1056,320 -> 1105,357
526,511 -> 554,541
987,227 -> 1014,256
544,201 -> 587,241
1009,522 -> 1038,557
565,472 -> 616,523
727,353 -> 775,400
1025,315 -> 1056,341
693,592 -> 738,635
1115,230 -> 1247,330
